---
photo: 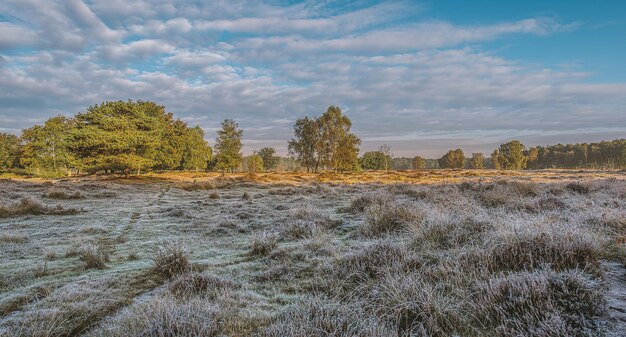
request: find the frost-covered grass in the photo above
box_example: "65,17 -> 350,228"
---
0,172 -> 624,336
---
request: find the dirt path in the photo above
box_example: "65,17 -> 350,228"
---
603,261 -> 626,336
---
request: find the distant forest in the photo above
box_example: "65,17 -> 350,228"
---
0,100 -> 624,177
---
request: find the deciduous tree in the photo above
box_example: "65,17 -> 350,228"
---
258,147 -> 279,171
215,119 -> 243,173
469,153 -> 485,169
0,133 -> 21,171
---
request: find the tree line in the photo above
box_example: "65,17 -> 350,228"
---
1,100 -> 624,176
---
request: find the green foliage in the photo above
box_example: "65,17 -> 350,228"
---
361,151 -> 387,170
496,141 -> 527,170
215,119 -> 243,173
413,156 -> 426,170
289,106 -> 361,172
257,147 -> 279,171
0,133 -> 21,171
491,149 -> 501,169
68,100 -> 209,174
527,139 -> 626,169
182,126 -> 212,171
469,153 -> 485,169
246,154 -> 264,173
438,149 -> 465,169
288,117 -> 320,172
21,116 -> 75,176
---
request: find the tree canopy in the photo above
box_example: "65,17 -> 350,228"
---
438,149 -> 465,169
495,141 -> 527,170
215,119 -> 243,173
257,147 -> 279,171
0,133 -> 21,171
289,106 -> 360,172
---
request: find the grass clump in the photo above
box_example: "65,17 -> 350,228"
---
168,272 -> 237,298
152,242 -> 190,278
260,297 -> 396,337
474,268 -> 605,336
566,181 -> 590,194
0,197 -> 80,218
362,201 -> 423,237
250,232 -> 278,256
44,190 -> 84,199
79,243 -> 109,269
94,295 -> 225,337
0,233 -> 29,244
483,230 -> 599,274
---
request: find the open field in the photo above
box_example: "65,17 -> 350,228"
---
1,170 -> 625,336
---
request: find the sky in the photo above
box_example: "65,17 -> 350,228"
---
1,0 -> 625,157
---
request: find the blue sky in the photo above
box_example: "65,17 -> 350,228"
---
0,0 -> 625,157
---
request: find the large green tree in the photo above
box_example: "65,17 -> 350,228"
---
71,101 -> 171,174
496,140 -> 527,170
317,106 -> 361,171
438,149 -> 465,169
21,116 -> 75,176
0,133 -> 21,171
288,117 -> 320,172
257,147 -> 279,171
181,126 -> 212,171
215,119 -> 243,173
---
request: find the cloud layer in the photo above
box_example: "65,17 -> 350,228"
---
0,0 -> 624,156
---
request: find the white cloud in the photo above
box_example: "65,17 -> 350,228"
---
0,0 -> 624,156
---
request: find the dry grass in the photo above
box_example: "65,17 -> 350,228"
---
250,232 -> 279,256
78,243 -> 110,269
0,171 -> 624,336
152,242 -> 190,278
0,233 -> 29,244
0,197 -> 80,218
43,190 -> 84,200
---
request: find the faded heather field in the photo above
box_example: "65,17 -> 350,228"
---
1,170 -> 625,336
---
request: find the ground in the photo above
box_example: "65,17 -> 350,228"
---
0,170 -> 625,336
